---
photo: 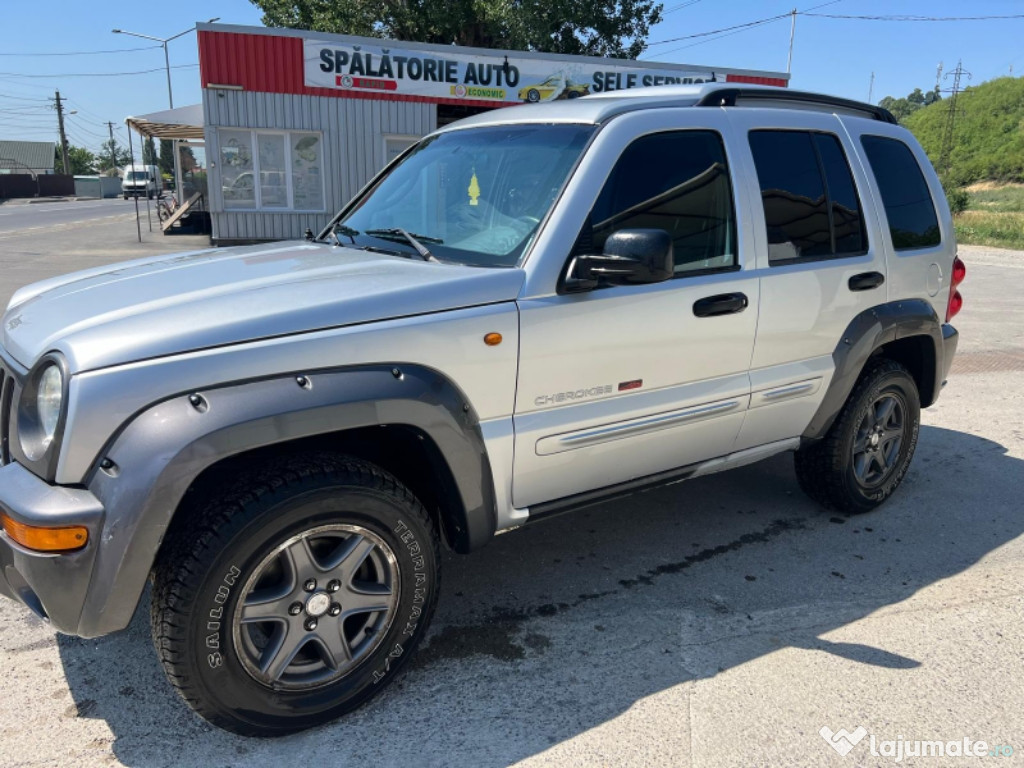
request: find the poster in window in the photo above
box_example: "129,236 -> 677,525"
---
220,130 -> 255,208
258,134 -> 288,208
291,133 -> 324,210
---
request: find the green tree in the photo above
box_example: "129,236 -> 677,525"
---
904,76 -> 1024,186
95,138 -> 132,174
878,86 -> 942,124
53,144 -> 97,175
159,139 -> 175,176
142,137 -> 158,166
251,0 -> 663,58
179,144 -> 198,173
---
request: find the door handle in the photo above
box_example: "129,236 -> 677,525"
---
693,292 -> 749,318
848,271 -> 885,291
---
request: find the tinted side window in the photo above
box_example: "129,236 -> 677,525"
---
588,130 -> 736,274
860,135 -> 941,250
749,130 -> 866,263
815,134 -> 866,254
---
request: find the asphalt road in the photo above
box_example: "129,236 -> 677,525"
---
0,224 -> 1022,767
0,198 -> 142,235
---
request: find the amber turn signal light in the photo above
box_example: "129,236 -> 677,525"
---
1,512 -> 88,553
483,332 -> 503,346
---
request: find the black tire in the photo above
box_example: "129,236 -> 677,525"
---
526,88 -> 540,103
151,453 -> 440,736
794,358 -> 920,514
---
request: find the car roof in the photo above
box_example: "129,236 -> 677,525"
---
436,83 -> 896,133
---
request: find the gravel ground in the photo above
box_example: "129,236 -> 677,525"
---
0,235 -> 1021,767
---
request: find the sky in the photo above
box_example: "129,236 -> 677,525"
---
1,0 -> 1022,158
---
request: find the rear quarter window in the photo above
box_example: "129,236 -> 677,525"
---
860,135 -> 941,250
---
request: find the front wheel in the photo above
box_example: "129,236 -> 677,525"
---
151,454 -> 440,735
795,359 -> 920,514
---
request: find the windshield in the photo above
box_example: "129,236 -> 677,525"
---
127,171 -> 150,181
338,124 -> 595,267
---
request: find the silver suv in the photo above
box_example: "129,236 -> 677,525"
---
0,84 -> 963,735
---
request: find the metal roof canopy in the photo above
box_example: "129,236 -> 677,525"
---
123,104 -> 204,244
125,104 -> 204,139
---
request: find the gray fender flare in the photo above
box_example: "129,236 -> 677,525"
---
78,364 -> 495,637
803,299 -> 947,441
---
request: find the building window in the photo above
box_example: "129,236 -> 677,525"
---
384,135 -> 419,165
219,129 -> 324,211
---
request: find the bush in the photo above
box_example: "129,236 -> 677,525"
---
944,184 -> 970,215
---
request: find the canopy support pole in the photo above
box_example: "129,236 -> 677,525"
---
126,122 -> 141,243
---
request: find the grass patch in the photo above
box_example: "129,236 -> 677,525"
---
953,183 -> 1024,248
954,210 -> 1024,249
965,183 -> 1024,213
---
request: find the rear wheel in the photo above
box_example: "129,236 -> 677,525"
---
151,454 -> 440,735
795,359 -> 920,514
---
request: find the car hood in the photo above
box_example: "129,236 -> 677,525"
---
2,240 -> 525,373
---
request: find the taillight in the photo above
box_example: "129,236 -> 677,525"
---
946,255 -> 966,322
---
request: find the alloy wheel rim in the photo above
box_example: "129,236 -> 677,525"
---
231,523 -> 400,690
852,392 -> 906,488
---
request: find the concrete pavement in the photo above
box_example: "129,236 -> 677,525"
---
0,233 -> 1021,767
0,198 -> 143,235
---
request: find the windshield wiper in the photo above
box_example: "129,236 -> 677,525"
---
364,228 -> 442,262
332,223 -> 359,246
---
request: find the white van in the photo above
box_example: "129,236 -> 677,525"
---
121,164 -> 160,199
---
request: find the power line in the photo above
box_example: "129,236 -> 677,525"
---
67,116 -> 111,140
0,91 -> 51,102
647,12 -> 792,46
647,0 -> 840,56
803,12 -> 1024,21
662,0 -> 703,16
66,100 -> 111,123
655,15 -> 790,56
0,45 -> 162,56
0,64 -> 198,79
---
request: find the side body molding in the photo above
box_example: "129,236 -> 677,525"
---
803,299 -> 949,441
78,364 -> 495,638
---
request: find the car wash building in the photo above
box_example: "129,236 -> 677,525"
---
195,22 -> 789,244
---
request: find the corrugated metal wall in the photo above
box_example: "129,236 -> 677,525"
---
204,89 -> 435,242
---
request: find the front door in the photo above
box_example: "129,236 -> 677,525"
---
512,111 -> 760,509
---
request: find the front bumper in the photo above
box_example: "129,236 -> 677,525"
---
0,461 -> 104,633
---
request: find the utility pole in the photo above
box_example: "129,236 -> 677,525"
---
868,72 -> 875,103
935,61 -> 943,98
786,9 -> 797,75
105,121 -> 117,173
52,90 -> 70,175
939,60 -> 971,178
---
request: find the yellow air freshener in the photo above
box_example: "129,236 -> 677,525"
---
468,170 -> 480,206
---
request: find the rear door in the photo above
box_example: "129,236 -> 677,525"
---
724,109 -> 889,450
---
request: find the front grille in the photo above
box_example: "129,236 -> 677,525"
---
0,359 -> 14,466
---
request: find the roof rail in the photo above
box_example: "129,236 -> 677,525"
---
694,87 -> 898,124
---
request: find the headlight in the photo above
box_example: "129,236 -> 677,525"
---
36,364 -> 64,446
18,357 -> 67,464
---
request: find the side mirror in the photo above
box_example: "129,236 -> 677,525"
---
565,229 -> 674,292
